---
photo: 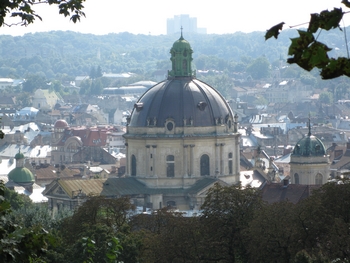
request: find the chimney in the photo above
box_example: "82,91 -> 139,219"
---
282,178 -> 289,188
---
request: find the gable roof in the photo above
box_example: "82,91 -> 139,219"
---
43,177 -> 221,199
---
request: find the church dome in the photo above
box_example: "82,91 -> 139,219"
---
129,78 -> 233,128
54,119 -> 68,128
171,35 -> 192,52
129,33 -> 234,128
292,132 -> 326,157
15,152 -> 25,160
8,167 -> 35,185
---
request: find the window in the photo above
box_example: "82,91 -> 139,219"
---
182,59 -> 187,72
167,200 -> 176,208
166,122 -> 174,131
131,154 -> 137,176
228,152 -> 233,174
315,173 -> 323,185
166,155 -> 175,177
200,154 -> 210,176
294,173 -> 299,184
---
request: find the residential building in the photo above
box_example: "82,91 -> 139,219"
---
51,119 -> 119,165
32,89 -> 62,111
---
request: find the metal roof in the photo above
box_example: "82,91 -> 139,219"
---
129,78 -> 234,128
47,177 -> 221,199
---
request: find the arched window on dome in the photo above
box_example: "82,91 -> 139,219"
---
200,154 -> 210,176
315,173 -> 323,185
228,152 -> 233,174
166,155 -> 175,177
131,155 -> 137,176
294,173 -> 300,184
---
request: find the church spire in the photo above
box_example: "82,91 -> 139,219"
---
180,26 -> 184,40
168,29 -> 195,78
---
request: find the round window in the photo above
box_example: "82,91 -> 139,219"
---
167,122 -> 174,131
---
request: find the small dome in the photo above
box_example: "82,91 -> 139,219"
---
15,152 -> 24,160
292,134 -> 326,156
8,167 -> 35,185
171,35 -> 192,51
54,119 -> 68,128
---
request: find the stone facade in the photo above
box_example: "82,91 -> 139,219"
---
123,33 -> 241,210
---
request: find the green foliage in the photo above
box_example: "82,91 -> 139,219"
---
246,56 -> 271,79
0,0 -> 86,27
81,237 -> 96,263
266,2 -> 350,79
200,73 -> 233,97
246,201 -> 297,262
4,187 -> 32,210
89,66 -> 103,79
59,196 -> 140,262
319,91 -> 333,104
200,183 -> 263,262
16,91 -> 32,108
300,72 -> 317,86
0,31 -> 290,80
22,74 -> 48,93
264,22 -> 285,40
0,181 -> 54,262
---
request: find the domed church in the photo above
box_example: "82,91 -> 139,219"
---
290,119 -> 330,185
123,33 -> 241,210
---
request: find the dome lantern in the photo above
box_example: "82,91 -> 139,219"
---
168,28 -> 195,78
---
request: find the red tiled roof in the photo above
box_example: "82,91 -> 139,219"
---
54,119 -> 68,128
55,126 -> 110,147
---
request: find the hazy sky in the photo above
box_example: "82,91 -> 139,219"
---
0,0 -> 348,36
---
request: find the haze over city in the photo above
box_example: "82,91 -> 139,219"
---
0,0 -> 348,36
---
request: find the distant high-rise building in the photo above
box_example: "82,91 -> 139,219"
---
167,14 -> 206,35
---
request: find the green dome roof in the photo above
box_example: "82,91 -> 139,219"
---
292,134 -> 326,157
15,152 -> 24,160
171,35 -> 192,51
8,167 -> 35,184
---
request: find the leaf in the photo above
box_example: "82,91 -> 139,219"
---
288,30 -> 315,56
305,41 -> 331,68
265,22 -> 285,40
342,0 -> 350,9
287,28 -> 332,72
308,8 -> 343,33
321,57 -> 350,79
